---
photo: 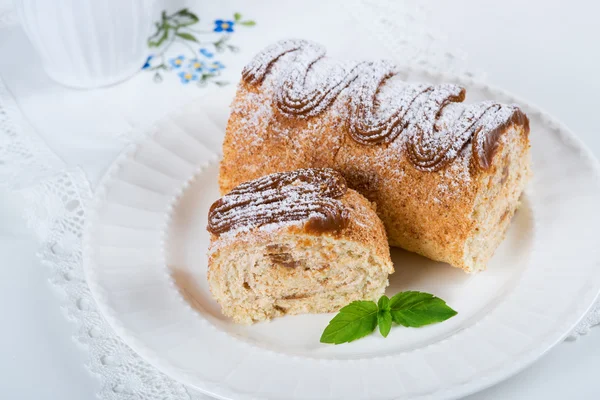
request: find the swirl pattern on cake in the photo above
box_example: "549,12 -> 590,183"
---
241,39 -> 529,171
208,168 -> 349,236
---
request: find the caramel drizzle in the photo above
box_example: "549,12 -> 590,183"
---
275,43 -> 367,118
407,101 -> 496,170
207,168 -> 349,236
241,40 -> 529,171
241,40 -> 307,85
350,61 -> 429,145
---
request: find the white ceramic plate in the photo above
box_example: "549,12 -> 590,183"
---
84,69 -> 600,400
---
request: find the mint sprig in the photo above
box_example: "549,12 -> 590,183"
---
320,291 -> 457,344
377,295 -> 392,337
319,301 -> 378,344
390,291 -> 457,327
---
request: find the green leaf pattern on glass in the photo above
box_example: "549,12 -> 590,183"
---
175,32 -> 198,42
144,9 -> 255,87
170,8 -> 199,27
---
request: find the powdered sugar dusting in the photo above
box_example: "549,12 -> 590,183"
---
232,90 -> 274,147
208,168 -> 349,237
242,39 -> 528,171
241,39 -> 308,84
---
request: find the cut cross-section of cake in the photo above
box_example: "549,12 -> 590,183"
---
207,168 -> 394,324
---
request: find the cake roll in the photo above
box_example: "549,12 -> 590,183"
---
219,40 -> 531,272
207,168 -> 393,324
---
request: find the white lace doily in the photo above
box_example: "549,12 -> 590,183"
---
0,80 -> 213,400
0,2 -> 596,400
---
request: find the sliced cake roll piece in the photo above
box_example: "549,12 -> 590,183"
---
207,168 -> 393,324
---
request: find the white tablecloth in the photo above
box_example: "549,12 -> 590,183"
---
1,0 -> 599,399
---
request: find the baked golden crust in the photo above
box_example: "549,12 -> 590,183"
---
219,40 -> 531,272
336,189 -> 391,267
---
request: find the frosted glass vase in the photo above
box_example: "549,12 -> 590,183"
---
16,0 -> 156,88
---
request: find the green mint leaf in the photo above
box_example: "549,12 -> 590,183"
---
377,309 -> 392,337
240,20 -> 256,26
234,12 -> 242,21
320,301 -> 378,344
377,295 -> 390,312
389,291 -> 457,327
377,295 -> 392,337
170,8 -> 199,27
175,32 -> 198,42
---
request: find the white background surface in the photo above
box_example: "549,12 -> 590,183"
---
1,0 -> 600,399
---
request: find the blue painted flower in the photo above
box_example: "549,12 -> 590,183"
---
214,19 -> 235,32
199,48 -> 214,58
169,55 -> 185,69
188,59 -> 206,72
178,71 -> 198,84
142,55 -> 153,69
206,61 -> 225,73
